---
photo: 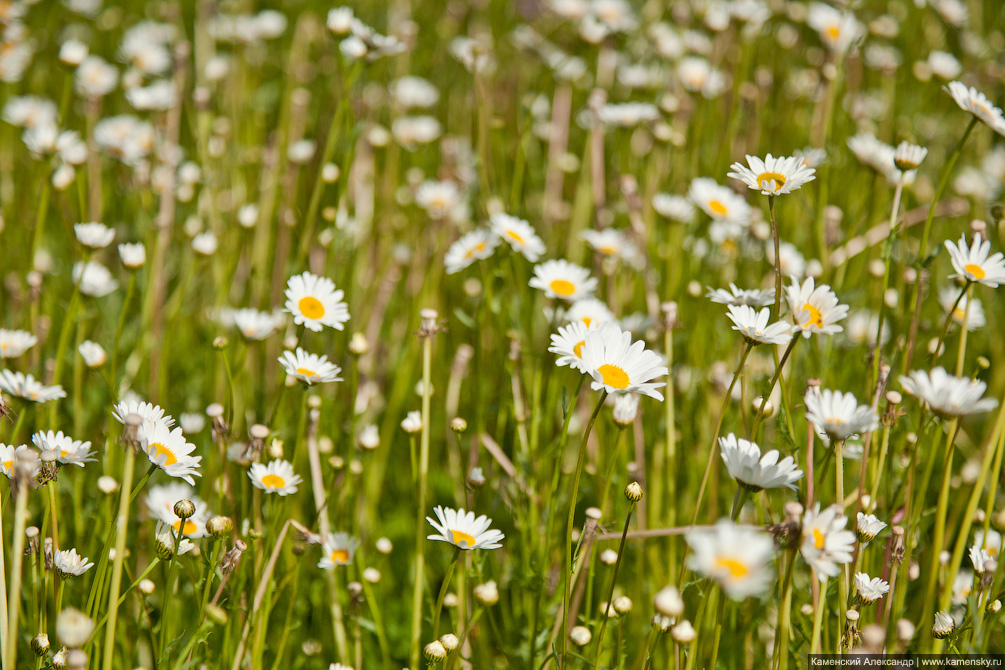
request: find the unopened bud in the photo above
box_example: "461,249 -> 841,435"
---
625,481 -> 644,502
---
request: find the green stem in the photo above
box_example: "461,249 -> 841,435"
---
593,506 -> 634,670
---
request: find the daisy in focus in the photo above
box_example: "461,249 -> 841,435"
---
804,388 -> 879,441
31,430 -> 97,467
146,483 -> 211,538
727,154 -> 816,196
943,234 -> 1005,288
278,348 -> 343,385
284,271 -> 350,332
579,323 -> 668,401
854,573 -> 890,604
899,367 -> 998,418
529,259 -> 597,301
800,504 -> 855,579
718,433 -> 802,492
548,320 -> 594,372
249,459 -> 302,496
725,305 -> 792,346
786,277 -> 848,338
318,532 -> 361,569
686,519 -> 775,600
426,506 -> 505,550
141,421 -> 202,485
946,81 -> 1005,137
0,370 -> 66,403
53,548 -> 95,579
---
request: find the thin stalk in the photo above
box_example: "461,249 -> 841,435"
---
593,505 -> 634,670
432,549 -> 460,638
101,445 -> 137,670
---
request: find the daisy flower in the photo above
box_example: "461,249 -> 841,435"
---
490,213 -> 546,262
652,193 -> 696,223
318,532 -> 361,569
786,276 -> 848,338
31,431 -> 96,467
426,506 -> 505,550
975,529 -> 1002,558
801,504 -> 855,579
581,228 -> 638,263
893,141 -> 928,172
249,459 -> 302,496
686,519 -> 775,600
0,443 -> 31,479
718,433 -> 803,492
706,284 -> 775,308
939,288 -> 985,331
548,320 -> 594,372
145,483 -> 210,538
899,367 -> 998,418
112,399 -> 174,429
969,544 -> 993,574
804,388 -> 879,440
529,259 -> 597,301
687,177 -> 752,224
141,422 -> 202,485
231,308 -> 284,341
943,234 -> 1005,287
725,305 -> 792,346
415,180 -> 462,220
946,81 -> 1005,137
0,370 -> 66,403
856,512 -> 887,542
72,261 -> 118,297
73,222 -> 115,249
580,323 -> 668,401
444,229 -> 498,275
278,348 -> 343,385
284,271 -> 350,332
932,611 -> 956,639
727,154 -> 816,196
854,573 -> 890,604
0,329 -> 37,358
53,548 -> 95,579
78,341 -> 107,367
807,2 -> 862,54
565,298 -> 615,327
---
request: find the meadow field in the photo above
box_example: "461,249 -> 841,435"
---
0,0 -> 1003,668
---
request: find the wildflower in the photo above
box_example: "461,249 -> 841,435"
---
249,459 -> 301,496
31,431 -> 96,467
899,367 -> 998,417
969,545 -> 993,574
284,271 -> 350,332
654,586 -> 684,617
444,230 -> 498,275
943,234 -> 1005,287
807,2 -> 862,53
231,308 -> 283,341
726,305 -> 793,346
672,620 -> 696,643
358,425 -> 380,449
415,180 -> 463,220
893,141 -> 928,172
278,348 -> 343,385
529,259 -> 597,301
118,243 -> 146,269
946,82 -> 1005,137
112,399 -> 173,429
687,177 -> 752,224
706,284 -> 774,308
719,433 -> 802,492
73,222 -> 114,249
804,389 -> 879,440
612,393 -> 640,426
426,506 -> 505,550
318,532 -> 360,569
727,154 -> 816,196
0,443 -> 32,479
786,277 -> 848,338
0,329 -> 38,358
192,231 -> 218,256
141,422 -> 202,485
581,228 -> 639,264
597,102 -> 659,126
401,411 -> 422,433
53,549 -> 95,579
940,288 -> 984,331
74,56 -> 117,97
78,341 -> 106,368
473,580 -> 498,605
489,213 -> 546,262
548,320 -> 593,372
55,608 -> 94,648
801,504 -> 855,579
146,483 -> 210,538
569,626 -> 592,646
580,323 -> 668,401
932,610 -> 955,639
652,193 -> 696,223
72,261 -> 118,297
0,370 -> 66,403
686,519 -> 775,599
856,513 -> 887,542
854,573 -> 890,604
565,298 -> 615,327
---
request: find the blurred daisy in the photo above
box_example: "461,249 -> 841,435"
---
278,348 -> 342,385
597,102 -> 658,126
686,519 -> 775,599
975,529 -> 1002,558
727,154 -> 815,196
801,503 -> 855,579
74,222 -> 115,249
415,180 -> 462,220
0,443 -> 31,479
807,2 -> 862,53
726,305 -> 792,346
141,422 -> 202,485
284,271 -> 350,332
249,459 -> 302,496
549,320 -> 594,372
581,228 -> 638,263
719,433 -> 802,492
444,229 -> 498,275
940,288 -> 985,331
688,177 -> 752,224
53,548 -> 94,579
612,393 -> 639,426
529,260 -> 597,301
426,506 -> 505,550
786,277 -> 848,338
0,370 -> 66,403
946,81 -> 1005,137
31,431 -> 96,467
652,193 -> 696,223
318,532 -> 360,569
969,544 -> 993,574
0,329 -> 37,358
706,284 -> 774,308
73,261 -> 118,297
847,133 -> 895,176
932,611 -> 956,639
856,512 -> 887,542
118,243 -> 146,269
854,573 -> 890,604
944,234 -> 1005,287
899,367 -> 998,417
232,308 -> 283,341
804,388 -> 879,440
893,141 -> 928,173
490,213 -> 545,262
146,483 -> 210,538
565,298 -> 615,327
580,324 -> 668,401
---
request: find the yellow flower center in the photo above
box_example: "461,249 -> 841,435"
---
60,449 -> 70,458
149,442 -> 177,466
298,296 -> 326,320
599,245 -> 618,255
2,460 -> 11,471
598,364 -> 630,389
756,172 -> 787,190
714,557 -> 749,578
464,241 -> 487,259
708,199 -> 728,216
801,303 -> 823,328
964,263 -> 986,279
173,519 -> 198,536
549,279 -> 576,296
826,25 -> 840,40
573,341 -> 585,358
330,549 -> 350,564
581,317 -> 592,327
451,529 -> 477,548
296,367 -> 318,379
261,473 -> 286,489
506,229 -> 525,244
813,528 -> 825,549
953,308 -> 966,320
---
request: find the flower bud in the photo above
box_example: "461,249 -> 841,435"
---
423,640 -> 447,662
31,633 -> 50,656
569,626 -> 592,646
174,499 -> 196,520
672,620 -> 696,643
473,580 -> 499,606
439,633 -> 459,652
207,515 -> 234,537
654,586 -> 684,617
625,481 -> 644,502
